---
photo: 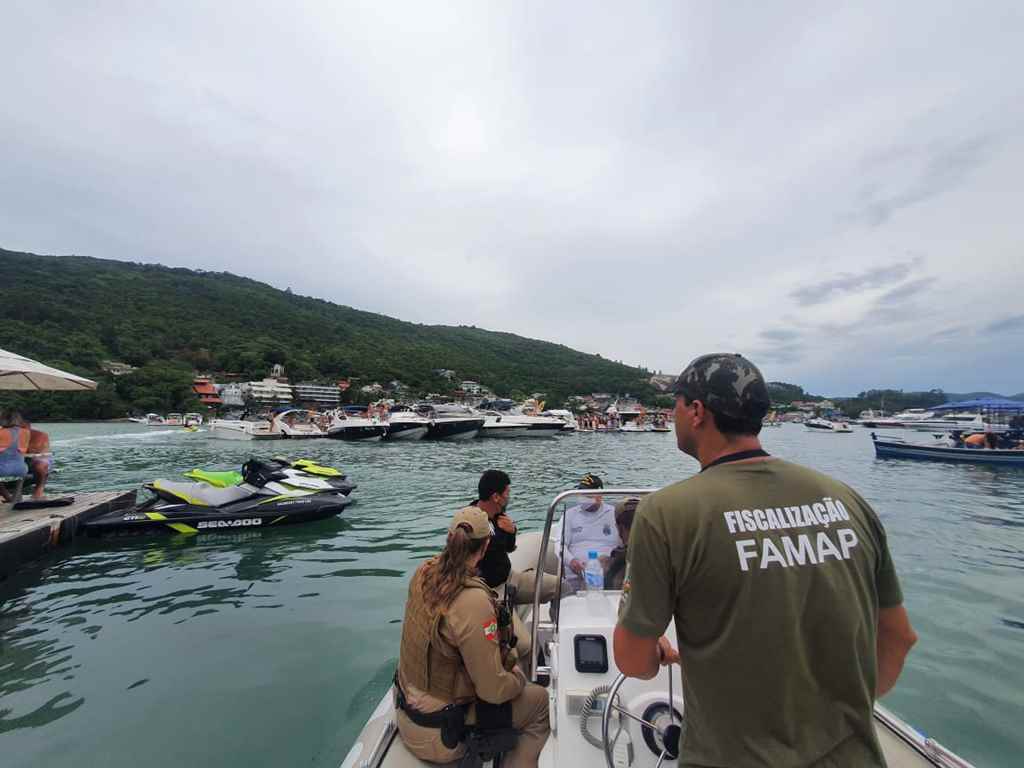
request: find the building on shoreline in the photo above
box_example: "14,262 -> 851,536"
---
293,382 -> 341,408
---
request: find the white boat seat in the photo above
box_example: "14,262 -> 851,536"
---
150,480 -> 255,507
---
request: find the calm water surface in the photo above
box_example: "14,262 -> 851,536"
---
1,423 -> 1022,766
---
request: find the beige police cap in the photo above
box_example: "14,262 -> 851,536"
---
449,506 -> 491,539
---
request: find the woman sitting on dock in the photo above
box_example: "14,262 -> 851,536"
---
0,409 -> 30,502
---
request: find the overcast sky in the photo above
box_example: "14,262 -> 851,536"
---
2,2 -> 1022,395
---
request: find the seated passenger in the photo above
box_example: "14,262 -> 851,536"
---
472,470 -> 559,662
394,506 -> 550,767
964,433 -> 986,448
604,497 -> 640,590
561,473 -> 620,591
0,409 -> 30,502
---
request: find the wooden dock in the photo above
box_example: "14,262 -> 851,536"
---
0,490 -> 135,578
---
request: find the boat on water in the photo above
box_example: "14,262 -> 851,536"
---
327,409 -> 388,441
135,412 -> 166,426
208,417 -> 280,441
871,433 -> 1024,465
184,412 -> 204,427
164,412 -> 185,427
86,457 -> 353,535
270,408 -> 325,439
541,409 -> 579,432
479,410 -> 565,438
805,418 -> 853,433
343,489 -> 975,768
860,409 -> 934,429
383,407 -> 430,441
415,404 -> 484,440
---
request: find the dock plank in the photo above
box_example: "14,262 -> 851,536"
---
0,490 -> 135,578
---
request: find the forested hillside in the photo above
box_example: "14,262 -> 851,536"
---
0,248 -> 655,419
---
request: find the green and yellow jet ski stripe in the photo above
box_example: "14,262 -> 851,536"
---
184,469 -> 243,487
144,510 -> 198,534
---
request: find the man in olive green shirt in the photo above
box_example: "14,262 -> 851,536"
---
614,353 -> 918,767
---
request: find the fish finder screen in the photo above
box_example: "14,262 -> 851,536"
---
574,634 -> 609,673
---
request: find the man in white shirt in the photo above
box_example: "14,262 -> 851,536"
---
560,473 -> 621,591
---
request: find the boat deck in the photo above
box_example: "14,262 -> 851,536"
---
0,490 -> 136,578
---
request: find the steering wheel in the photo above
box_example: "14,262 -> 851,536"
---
601,667 -> 684,768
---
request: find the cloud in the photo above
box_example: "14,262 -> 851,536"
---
854,136 -> 995,227
0,2 -> 1022,396
986,315 -> 1024,334
789,259 -> 921,306
875,277 -> 937,305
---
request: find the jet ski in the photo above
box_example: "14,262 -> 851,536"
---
183,456 -> 356,495
85,458 -> 354,536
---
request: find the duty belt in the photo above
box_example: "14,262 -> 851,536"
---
393,674 -> 470,748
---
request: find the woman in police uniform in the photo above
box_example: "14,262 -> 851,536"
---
394,506 -> 550,768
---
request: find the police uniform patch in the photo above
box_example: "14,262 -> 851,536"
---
482,617 -> 498,643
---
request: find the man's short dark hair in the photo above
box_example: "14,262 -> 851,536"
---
679,394 -> 764,437
478,469 -> 511,501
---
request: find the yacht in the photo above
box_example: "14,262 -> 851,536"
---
326,410 -> 387,441
343,488 -> 975,768
805,418 -> 853,433
383,408 -> 430,441
541,409 -> 579,432
207,418 -> 280,440
415,404 -> 484,440
908,412 -> 1009,434
479,410 -> 565,438
270,409 -> 325,438
860,409 -> 934,429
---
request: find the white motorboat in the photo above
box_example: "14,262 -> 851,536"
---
805,418 -> 853,433
479,410 -> 564,438
183,412 -> 204,427
542,409 -> 579,432
415,404 -> 484,440
618,421 -> 648,433
140,413 -> 165,426
270,409 -> 326,439
907,413 -> 1009,434
384,409 -> 430,441
343,489 -> 975,768
861,409 -> 934,429
207,418 -> 280,441
164,412 -> 184,427
326,412 -> 387,441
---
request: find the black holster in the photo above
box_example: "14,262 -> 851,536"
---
393,676 -> 469,749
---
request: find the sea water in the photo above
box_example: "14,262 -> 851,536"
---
1,423 -> 1022,766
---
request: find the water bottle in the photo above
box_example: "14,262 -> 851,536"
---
585,550 -> 603,598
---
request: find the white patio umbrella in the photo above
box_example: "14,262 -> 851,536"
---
0,348 -> 97,391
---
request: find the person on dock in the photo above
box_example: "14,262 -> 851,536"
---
25,422 -> 52,499
560,473 -> 620,591
394,506 -> 550,767
0,409 -> 31,501
613,352 -> 917,767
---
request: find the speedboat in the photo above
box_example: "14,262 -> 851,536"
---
343,489 -> 975,768
86,458 -> 353,535
618,420 -> 648,432
327,412 -> 387,441
416,404 -> 484,440
542,409 -> 579,432
805,418 -> 853,433
164,412 -> 184,427
479,410 -> 564,438
140,413 -> 165,426
383,408 -> 430,440
207,418 -> 281,440
861,409 -> 934,429
184,412 -> 204,427
270,409 -> 326,439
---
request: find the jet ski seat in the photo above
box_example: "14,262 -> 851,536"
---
150,480 -> 255,507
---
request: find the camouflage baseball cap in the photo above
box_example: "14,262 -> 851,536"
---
673,353 -> 770,421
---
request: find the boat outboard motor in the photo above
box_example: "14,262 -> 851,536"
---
241,458 -> 288,488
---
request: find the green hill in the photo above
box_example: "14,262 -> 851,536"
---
0,248 -> 655,420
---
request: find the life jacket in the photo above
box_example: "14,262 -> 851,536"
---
399,564 -> 495,704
